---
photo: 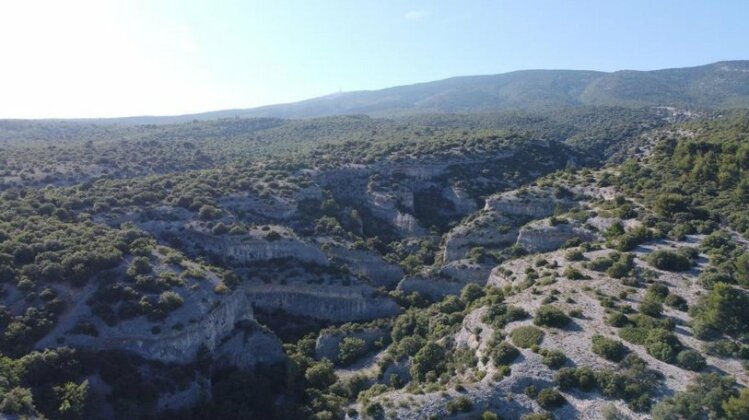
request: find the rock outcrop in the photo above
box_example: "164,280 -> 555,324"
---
516,219 -> 597,253
323,246 -> 404,288
244,283 -> 400,322
484,187 -> 577,219
442,210 -> 518,262
36,279 -> 285,369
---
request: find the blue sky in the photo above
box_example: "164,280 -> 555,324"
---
1,0 -> 748,118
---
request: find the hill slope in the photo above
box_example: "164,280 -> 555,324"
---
77,60 -> 749,124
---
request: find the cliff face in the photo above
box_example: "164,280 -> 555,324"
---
36,277 -> 284,369
243,283 -> 400,322
484,187 -> 577,219
442,211 -> 518,262
397,276 -> 465,301
324,246 -> 404,288
516,219 -> 597,253
223,238 -> 328,265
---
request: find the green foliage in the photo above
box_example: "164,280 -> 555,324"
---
723,387 -> 749,420
338,337 -> 367,366
510,326 -> 545,348
554,355 -> 661,411
676,349 -> 706,371
482,304 -> 528,329
644,329 -> 683,364
536,388 -> 566,409
491,342 -> 520,366
690,283 -> 749,337
305,359 -> 338,389
647,250 -> 692,272
591,335 -> 627,362
460,283 -> 485,304
651,373 -> 738,420
539,349 -> 567,369
533,305 -> 571,328
0,387 -> 35,415
410,342 -> 446,382
446,396 -> 473,414
54,380 -> 90,419
565,248 -> 586,261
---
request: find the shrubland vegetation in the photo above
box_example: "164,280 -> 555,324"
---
0,101 -> 748,419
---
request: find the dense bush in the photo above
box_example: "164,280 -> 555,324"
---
536,388 -> 566,409
446,396 -> 473,414
410,342 -> 446,382
482,304 -> 528,328
676,349 -> 706,371
491,342 -> 520,366
591,335 -> 627,362
510,326 -> 545,348
533,305 -> 571,328
338,337 -> 367,365
690,283 -> 749,338
647,250 -> 692,272
651,373 -> 738,419
644,329 -> 683,364
540,349 -> 567,369
305,359 -> 337,389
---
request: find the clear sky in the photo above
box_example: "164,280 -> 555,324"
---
1,0 -> 748,118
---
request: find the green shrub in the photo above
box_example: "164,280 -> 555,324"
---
482,304 -> 528,328
676,349 -> 706,371
534,305 -> 571,328
305,359 -> 337,389
410,342 -> 446,382
607,312 -> 629,327
565,249 -> 585,261
460,283 -> 485,303
338,337 -> 367,365
644,329 -> 682,364
510,326 -> 545,348
723,387 -> 749,419
588,255 -> 615,272
618,327 -> 650,345
563,266 -> 587,280
157,291 -> 183,312
446,396 -> 473,414
554,367 -> 578,390
492,342 -> 520,365
639,298 -> 662,317
647,250 -> 692,272
690,283 -> 749,337
664,294 -> 688,311
540,349 -> 567,369
591,335 -> 627,362
536,388 -> 566,409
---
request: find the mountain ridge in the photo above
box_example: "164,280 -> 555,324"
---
44,60 -> 748,125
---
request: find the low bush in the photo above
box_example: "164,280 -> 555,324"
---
647,250 -> 692,272
676,349 -> 706,371
644,329 -> 683,364
492,342 -> 520,365
540,349 -> 567,369
446,396 -> 473,414
591,335 -> 627,362
510,326 -> 545,348
536,388 -> 566,409
534,305 -> 571,328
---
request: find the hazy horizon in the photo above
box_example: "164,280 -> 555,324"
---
2,0 -> 749,119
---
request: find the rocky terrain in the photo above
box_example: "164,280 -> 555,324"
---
1,103 -> 748,420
